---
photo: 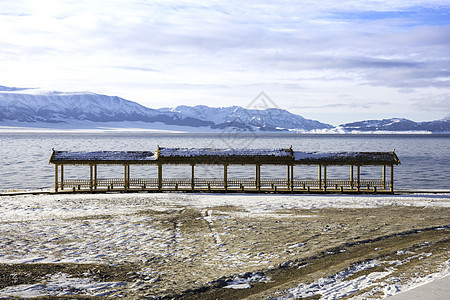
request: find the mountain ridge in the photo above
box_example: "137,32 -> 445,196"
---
161,105 -> 333,131
338,118 -> 450,133
0,86 -> 448,133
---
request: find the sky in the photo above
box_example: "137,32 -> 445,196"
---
0,0 -> 449,125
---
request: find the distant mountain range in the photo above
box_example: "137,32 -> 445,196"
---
160,105 -> 332,131
0,85 -> 449,133
338,118 -> 450,133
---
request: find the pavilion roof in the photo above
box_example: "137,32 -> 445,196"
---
157,147 -> 293,164
49,148 -> 400,165
49,150 -> 157,164
293,151 -> 400,165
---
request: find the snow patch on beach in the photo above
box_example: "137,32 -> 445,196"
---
277,260 -> 392,299
0,273 -> 126,298
276,255 -> 450,299
224,272 -> 270,289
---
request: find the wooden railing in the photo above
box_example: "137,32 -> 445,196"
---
61,177 -> 390,191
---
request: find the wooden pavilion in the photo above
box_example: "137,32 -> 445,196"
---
49,147 -> 400,193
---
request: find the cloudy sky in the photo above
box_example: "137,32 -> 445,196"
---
1,0 -> 449,125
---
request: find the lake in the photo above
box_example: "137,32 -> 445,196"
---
0,133 -> 449,190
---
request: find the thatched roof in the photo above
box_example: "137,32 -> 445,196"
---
49,147 -> 400,166
157,147 -> 293,164
293,151 -> 400,165
158,147 -> 291,157
49,150 -> 157,164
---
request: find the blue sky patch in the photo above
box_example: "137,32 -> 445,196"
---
330,6 -> 450,26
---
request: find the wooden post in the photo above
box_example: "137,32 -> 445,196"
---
158,163 -> 162,191
318,165 -> 322,190
127,165 -> 130,188
224,164 -> 228,191
357,165 -> 361,192
287,165 -> 290,189
94,164 -> 97,189
124,165 -> 126,189
60,164 -> 64,190
390,165 -> 394,193
55,164 -> 59,192
191,164 -> 195,191
383,165 -> 386,189
256,164 -> 261,191
350,165 -> 354,189
90,164 -> 93,191
290,165 -> 294,192
323,165 -> 327,192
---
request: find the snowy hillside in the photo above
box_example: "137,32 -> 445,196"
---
1,85 -> 448,133
0,86 -> 333,132
338,118 -> 450,133
0,87 -> 211,127
162,105 -> 333,131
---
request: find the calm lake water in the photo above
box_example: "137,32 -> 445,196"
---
0,133 -> 449,190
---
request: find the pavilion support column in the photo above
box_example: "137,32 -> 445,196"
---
390,165 -> 394,193
55,164 -> 59,192
350,165 -> 354,189
318,165 -> 322,190
287,165 -> 290,189
323,165 -> 327,192
128,165 -> 130,188
357,165 -> 361,192
94,164 -> 97,189
123,165 -> 126,189
191,164 -> 195,191
223,164 -> 228,191
90,164 -> 94,191
124,165 -> 128,190
290,165 -> 294,192
383,165 -> 387,189
127,165 -> 131,187
158,163 -> 162,191
60,164 -> 64,191
256,164 -> 261,191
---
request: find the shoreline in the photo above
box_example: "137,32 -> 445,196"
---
1,124 -> 450,135
1,188 -> 450,197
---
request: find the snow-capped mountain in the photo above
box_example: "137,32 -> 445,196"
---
160,105 -> 333,131
1,85 -> 448,133
338,118 -> 450,133
0,86 -> 331,131
0,87 -> 212,127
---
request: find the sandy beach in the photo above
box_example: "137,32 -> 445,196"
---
0,192 -> 449,299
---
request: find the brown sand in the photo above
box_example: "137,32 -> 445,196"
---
0,205 -> 449,299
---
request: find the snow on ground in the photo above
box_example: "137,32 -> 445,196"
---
276,257 -> 450,300
2,192 -> 449,223
0,192 -> 449,298
224,272 -> 270,290
0,273 -> 127,298
0,193 -> 448,265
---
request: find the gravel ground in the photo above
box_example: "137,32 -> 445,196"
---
0,193 -> 448,299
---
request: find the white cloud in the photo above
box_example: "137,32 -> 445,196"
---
0,0 -> 449,124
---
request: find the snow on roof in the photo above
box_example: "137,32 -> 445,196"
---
49,148 -> 400,165
158,147 -> 292,157
293,151 -> 400,165
50,150 -> 156,163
